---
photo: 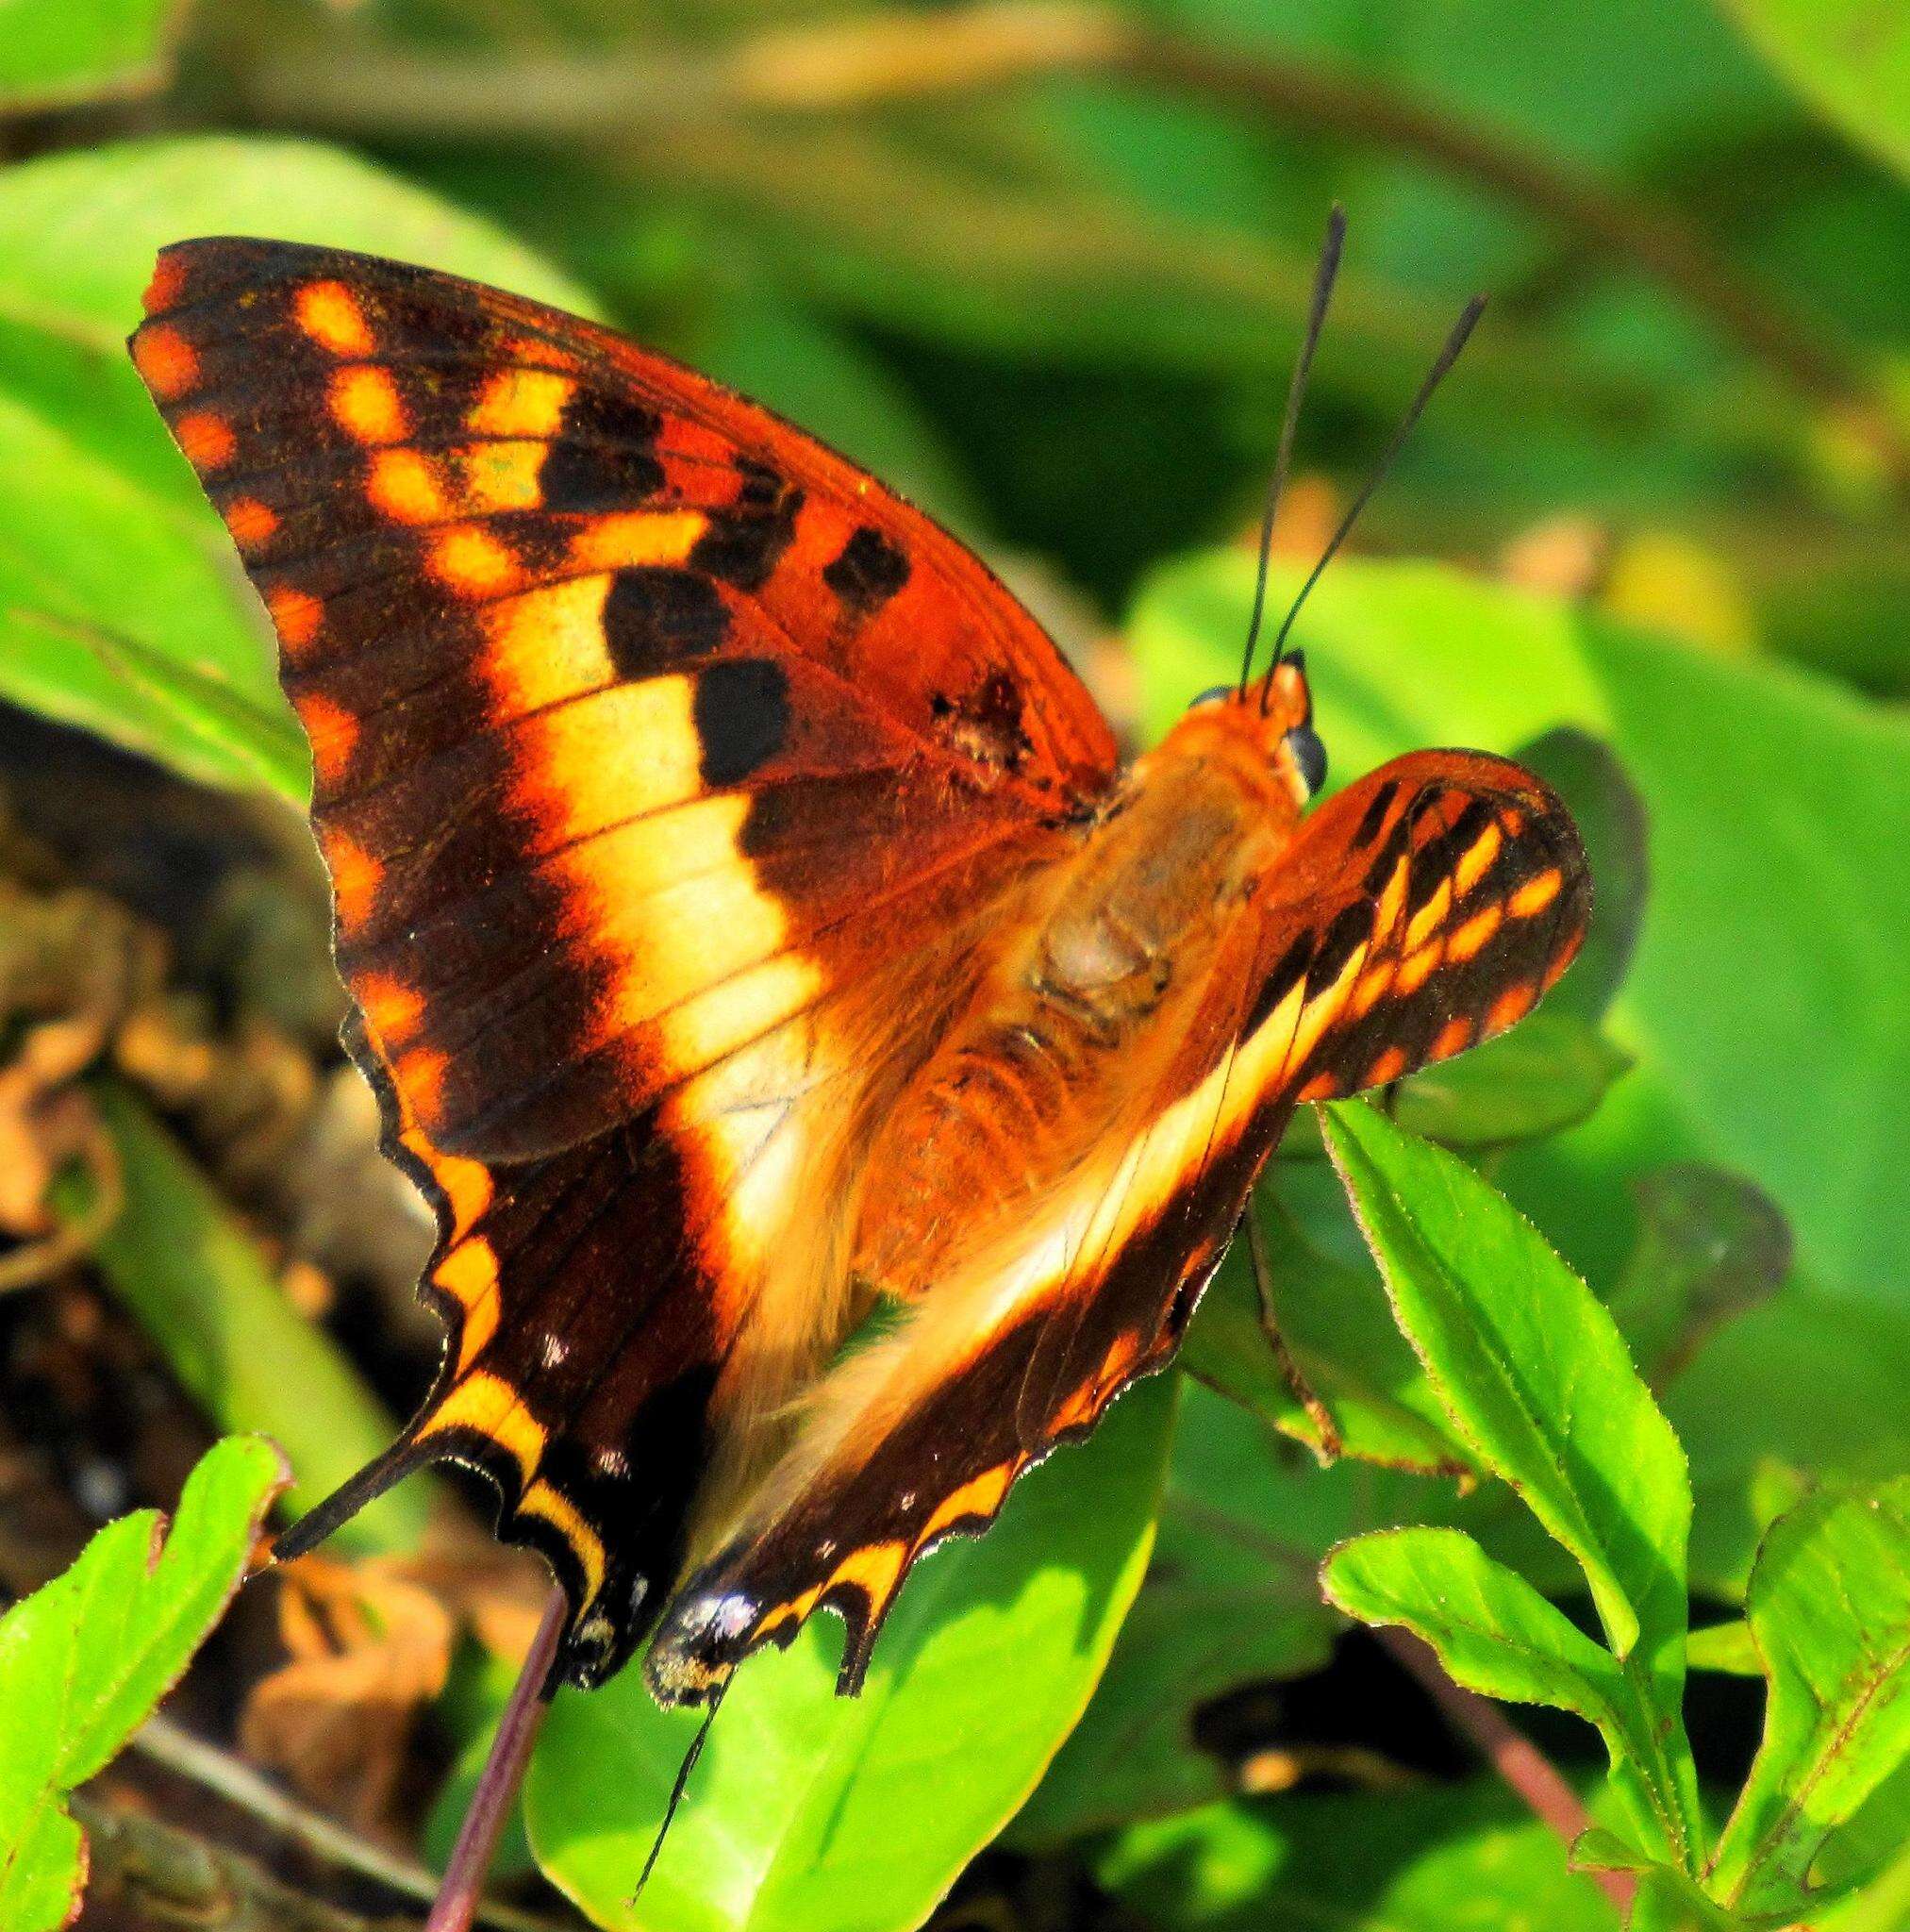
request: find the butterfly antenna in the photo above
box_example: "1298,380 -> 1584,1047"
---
1238,203 -> 1347,696
1259,292 -> 1487,713
632,1681 -> 728,1901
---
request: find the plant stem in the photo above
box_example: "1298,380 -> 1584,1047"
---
1375,1626 -> 1636,1913
426,1582 -> 570,1932
131,1714 -> 572,1932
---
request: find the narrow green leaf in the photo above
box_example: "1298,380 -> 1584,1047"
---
1321,1101 -> 1702,1868
1708,1477 -> 1910,1918
527,1375 -> 1174,1932
0,1437 -> 287,1932
68,1077 -> 430,1554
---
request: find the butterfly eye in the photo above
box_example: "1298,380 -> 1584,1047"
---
1285,724 -> 1328,796
1190,685 -> 1235,708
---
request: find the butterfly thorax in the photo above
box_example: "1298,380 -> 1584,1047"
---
849,707 -> 1299,1295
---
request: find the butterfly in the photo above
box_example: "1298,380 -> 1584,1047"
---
130,229 -> 1587,1713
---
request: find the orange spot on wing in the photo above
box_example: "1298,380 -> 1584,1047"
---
369,449 -> 451,524
1395,943 -> 1442,996
329,364 -> 409,443
480,576 -> 615,712
1447,903 -> 1503,963
357,970 -> 425,1046
1405,877 -> 1453,952
519,1480 -> 607,1604
1352,958 -> 1397,1019
265,585 -> 323,658
417,1370 -> 545,1476
223,497 -> 278,549
569,509 -> 706,573
436,1239 -> 501,1371
1485,980 -> 1537,1034
295,691 -> 359,787
132,325 -> 198,399
1374,855 -> 1409,934
432,1152 -> 494,1240
919,1463 -> 1014,1544
322,825 -> 382,930
823,1540 -> 908,1614
459,441 -> 545,514
1431,1016 -> 1475,1060
1364,1044 -> 1411,1086
1454,823 -> 1503,897
468,368 -> 574,438
174,410 -> 237,470
430,525 -> 520,596
1509,869 -> 1563,918
295,280 -> 375,357
142,254 -> 187,313
1297,1071 -> 1340,1102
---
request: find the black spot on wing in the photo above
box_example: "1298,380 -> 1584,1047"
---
537,390 -> 665,510
1352,780 -> 1399,851
822,525 -> 912,619
1408,798 -> 1495,912
689,458 -> 802,591
602,568 -> 729,675
695,658 -> 790,785
1246,931 -> 1315,1035
1305,902 -> 1374,995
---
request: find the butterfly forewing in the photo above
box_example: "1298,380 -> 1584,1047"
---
132,238 -> 1115,1684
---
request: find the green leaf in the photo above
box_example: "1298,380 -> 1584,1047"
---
0,0 -> 182,111
66,1077 -> 430,1556
525,1374 -> 1174,1932
0,1436 -> 287,1932
0,135 -> 597,798
1720,0 -> 1910,180
1686,1622 -> 1763,1677
1321,1101 -> 1702,1867
1096,1784 -> 1620,1932
1016,1383 -> 1340,1840
1324,1526 -> 1687,1860
1607,1166 -> 1792,1388
1325,1527 -> 1626,1720
1708,1477 -> 1910,1918
1183,1200 -> 1472,1474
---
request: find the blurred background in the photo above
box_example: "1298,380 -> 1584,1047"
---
1,3 -> 1907,1930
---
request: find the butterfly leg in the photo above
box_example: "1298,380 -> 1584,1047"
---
1243,1198 -> 1342,1465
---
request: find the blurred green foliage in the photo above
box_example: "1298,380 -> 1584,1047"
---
3,2 -> 1908,1929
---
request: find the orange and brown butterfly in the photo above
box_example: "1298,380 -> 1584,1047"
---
128,227 -> 1586,1710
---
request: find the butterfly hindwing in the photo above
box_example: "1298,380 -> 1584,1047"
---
646,750 -> 1587,1704
133,239 -> 1117,1684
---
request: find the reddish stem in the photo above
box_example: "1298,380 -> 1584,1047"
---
425,1583 -> 569,1932
1375,1626 -> 1636,1914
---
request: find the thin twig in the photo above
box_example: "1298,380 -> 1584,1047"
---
1375,1626 -> 1636,1912
425,1582 -> 568,1932
132,1714 -> 575,1932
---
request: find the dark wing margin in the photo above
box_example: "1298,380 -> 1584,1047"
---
643,749 -> 1589,1706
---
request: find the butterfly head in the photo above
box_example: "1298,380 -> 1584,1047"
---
1188,651 -> 1327,808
